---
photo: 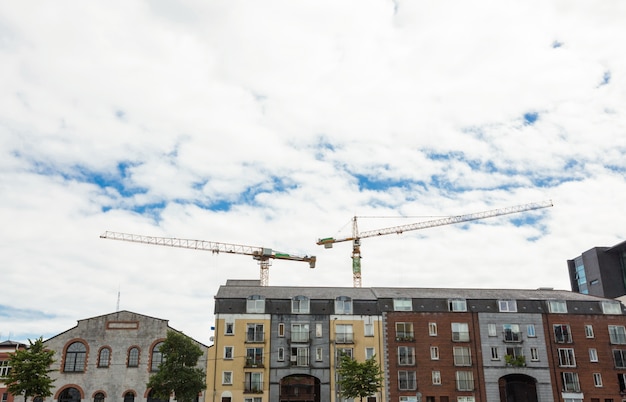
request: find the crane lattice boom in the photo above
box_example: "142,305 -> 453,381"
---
317,200 -> 553,287
100,231 -> 316,286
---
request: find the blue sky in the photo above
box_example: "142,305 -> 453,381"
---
1,0 -> 625,345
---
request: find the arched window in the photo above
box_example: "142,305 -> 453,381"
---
98,348 -> 111,368
123,392 -> 135,402
63,342 -> 87,372
94,392 -> 105,402
58,388 -> 81,402
151,342 -> 164,372
128,347 -> 139,367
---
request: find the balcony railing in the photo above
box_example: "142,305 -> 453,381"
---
246,332 -> 265,343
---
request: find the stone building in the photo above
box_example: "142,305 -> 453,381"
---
42,311 -> 208,402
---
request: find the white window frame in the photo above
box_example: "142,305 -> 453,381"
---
498,300 -> 517,312
432,370 -> 441,385
277,347 -> 284,361
365,347 -> 375,360
278,323 -> 285,337
225,322 -> 234,335
455,371 -> 474,391
558,348 -> 576,367
453,346 -> 472,366
430,346 -> 439,360
458,397 -> 475,402
585,324 -> 594,338
602,301 -> 622,315
554,324 -> 572,343
246,296 -> 265,313
398,346 -> 416,366
315,347 -> 323,362
315,323 -> 323,338
589,348 -> 598,362
593,372 -> 603,387
393,298 -> 412,311
548,300 -> 567,313
609,325 -> 626,344
222,371 -> 233,385
452,322 -> 470,342
396,322 -> 414,340
530,347 -> 539,361
429,322 -> 438,336
490,346 -> 499,360
291,323 -> 309,342
527,324 -> 536,337
488,323 -> 497,337
449,299 -> 467,312
335,297 -> 353,314
224,346 -> 233,360
292,296 -> 310,314
335,324 -> 353,343
364,316 -> 374,337
398,370 -> 417,391
562,372 -> 580,392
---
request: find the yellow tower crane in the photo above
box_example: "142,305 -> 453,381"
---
317,200 -> 554,287
100,231 -> 316,286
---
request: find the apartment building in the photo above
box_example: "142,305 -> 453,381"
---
0,340 -> 27,402
568,240 -> 626,298
208,280 -> 626,402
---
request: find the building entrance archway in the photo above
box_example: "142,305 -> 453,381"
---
280,374 -> 320,402
498,374 -> 538,402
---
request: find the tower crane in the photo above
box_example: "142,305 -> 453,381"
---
100,231 -> 316,286
317,200 -> 554,287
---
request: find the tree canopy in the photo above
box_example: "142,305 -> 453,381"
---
337,353 -> 383,402
4,337 -> 56,402
147,331 -> 206,402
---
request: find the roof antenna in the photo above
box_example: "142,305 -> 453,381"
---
116,285 -> 121,311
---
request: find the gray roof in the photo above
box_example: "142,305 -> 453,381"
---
216,280 -> 613,302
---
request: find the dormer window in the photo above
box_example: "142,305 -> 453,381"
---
292,295 -> 310,314
247,295 -> 265,313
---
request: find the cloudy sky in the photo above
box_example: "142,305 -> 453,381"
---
1,0 -> 625,345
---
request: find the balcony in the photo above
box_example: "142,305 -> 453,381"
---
396,333 -> 415,342
503,330 -> 523,343
245,357 -> 264,368
335,333 -> 354,344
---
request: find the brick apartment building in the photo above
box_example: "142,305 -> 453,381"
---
208,280 -> 626,402
0,340 -> 27,402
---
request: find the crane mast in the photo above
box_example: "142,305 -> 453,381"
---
100,231 -> 316,286
317,200 -> 553,287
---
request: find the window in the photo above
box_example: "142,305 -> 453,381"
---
506,346 -> 523,359
393,298 -> 412,311
548,300 -> 567,313
589,348 -> 598,362
364,316 -> 374,336
128,347 -> 140,367
613,349 -> 626,368
0,360 -> 10,377
365,347 -> 375,360
619,373 -> 626,392
452,323 -> 469,342
291,347 -> 309,366
554,324 -> 572,343
336,347 -> 353,362
97,347 -> 111,368
429,322 -> 438,336
530,347 -> 539,361
398,371 -> 417,390
558,348 -> 576,367
246,324 -> 264,342
277,347 -> 284,361
278,323 -> 285,337
456,371 -> 474,391
488,324 -> 497,337
609,325 -> 626,344
246,347 -> 263,367
64,342 -> 87,372
246,295 -> 265,313
499,300 -> 517,312
291,323 -> 309,342
432,370 -> 441,385
527,324 -> 536,337
316,323 -> 322,338
225,322 -> 234,335
458,398 -> 475,402
316,347 -> 323,361
292,296 -> 310,313
398,346 -> 415,365
336,324 -> 353,343
503,324 -> 522,342
562,372 -> 580,392
602,301 -> 622,315
491,347 -> 499,360
430,346 -> 439,360
585,324 -> 594,338
453,347 -> 471,366
244,372 -> 262,393
151,342 -> 164,371
93,392 -> 105,402
123,392 -> 134,402
244,398 -> 262,402
223,346 -> 233,359
448,299 -> 467,312
59,388 -> 81,402
396,322 -> 414,341
593,373 -> 603,387
335,296 -> 353,314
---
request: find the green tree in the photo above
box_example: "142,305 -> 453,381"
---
4,337 -> 56,402
147,331 -> 206,402
337,353 -> 383,402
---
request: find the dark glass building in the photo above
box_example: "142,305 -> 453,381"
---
568,240 -> 626,298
